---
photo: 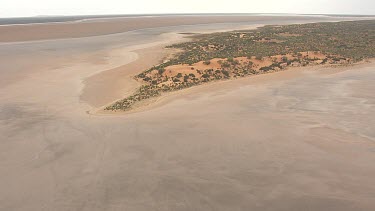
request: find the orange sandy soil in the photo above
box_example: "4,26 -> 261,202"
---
146,51 -> 328,81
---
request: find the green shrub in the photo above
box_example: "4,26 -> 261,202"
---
203,60 -> 211,65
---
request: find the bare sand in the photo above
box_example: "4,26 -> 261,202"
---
1,16 -> 375,211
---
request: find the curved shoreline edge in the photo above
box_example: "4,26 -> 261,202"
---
92,60 -> 374,116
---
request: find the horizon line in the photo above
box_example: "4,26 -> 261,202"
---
1,12 -> 375,19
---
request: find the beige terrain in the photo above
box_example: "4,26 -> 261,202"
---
0,15 -> 348,42
0,15 -> 375,211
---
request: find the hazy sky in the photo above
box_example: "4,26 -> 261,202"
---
1,0 -> 374,18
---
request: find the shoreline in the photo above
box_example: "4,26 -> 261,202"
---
94,60 -> 375,116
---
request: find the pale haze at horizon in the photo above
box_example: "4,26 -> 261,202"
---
1,0 -> 374,18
